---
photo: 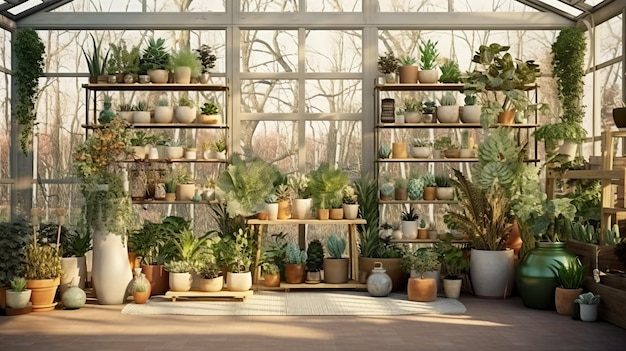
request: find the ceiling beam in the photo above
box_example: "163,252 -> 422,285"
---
18,11 -> 574,30
578,0 -> 626,25
0,12 -> 16,31
516,0 -> 579,19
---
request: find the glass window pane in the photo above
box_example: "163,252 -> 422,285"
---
241,0 -> 298,12
305,121 -> 361,176
306,0 -> 362,12
305,30 -> 362,73
240,80 -> 298,113
305,80 -> 362,113
147,0 -> 225,12
1,29 -> 10,69
377,0 -> 446,11
0,185 -> 9,221
240,121 -> 298,173
52,0 -> 143,12
598,62 -> 623,130
240,30 -> 298,73
597,15 -> 623,64
452,0 -> 538,12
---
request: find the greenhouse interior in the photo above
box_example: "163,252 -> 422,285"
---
1,1 -> 626,350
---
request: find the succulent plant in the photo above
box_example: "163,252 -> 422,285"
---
379,144 -> 392,159
286,243 -> 307,264
327,234 -> 346,259
380,182 -> 395,196
408,177 -> 424,200
439,92 -> 457,106
306,239 -> 324,272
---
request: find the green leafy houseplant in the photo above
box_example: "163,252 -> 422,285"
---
14,28 -> 45,154
306,239 -> 324,272
550,256 -> 585,289
22,242 -> 63,280
260,232 -> 288,276
128,216 -> 190,265
107,40 -> 140,76
400,55 -> 417,66
169,228 -> 210,271
377,51 -> 400,74
439,59 -> 461,83
195,45 -> 217,73
82,33 -> 110,78
164,260 -> 192,273
434,235 -> 469,278
0,220 -> 32,286
401,247 -> 440,278
62,228 -> 92,257
216,228 -> 255,273
403,97 -> 422,112
308,162 -> 349,210
169,48 -> 202,77
201,101 -> 219,115
139,37 -> 170,73
419,39 -> 439,70
575,292 -> 600,305
216,154 -> 281,217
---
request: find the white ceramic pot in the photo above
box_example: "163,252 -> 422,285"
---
165,146 -> 184,159
227,271 -> 252,292
470,248 -> 515,298
292,198 -> 313,219
342,203 -> 359,219
461,105 -> 482,123
174,66 -> 192,84
60,256 -> 87,297
132,146 -> 147,160
437,106 -> 460,123
460,149 -> 473,158
418,69 -> 438,83
118,111 -> 134,122
410,146 -> 431,158
395,113 -> 405,123
147,147 -> 159,160
6,290 -> 32,309
266,203 -> 279,220
153,106 -> 174,123
148,69 -> 169,84
175,106 -> 197,124
169,272 -> 192,292
436,187 -> 455,200
404,111 -> 422,123
184,148 -> 197,160
401,220 -> 418,240
133,111 -> 151,124
176,184 -> 195,201
443,277 -> 463,299
91,229 -> 132,305
199,276 -> 224,292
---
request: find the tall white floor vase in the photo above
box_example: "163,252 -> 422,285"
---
92,229 -> 132,305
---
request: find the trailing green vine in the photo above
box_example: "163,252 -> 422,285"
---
14,28 -> 45,154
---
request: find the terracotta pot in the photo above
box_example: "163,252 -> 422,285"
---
398,66 -> 418,83
132,291 -> 150,304
555,287 -> 583,316
27,277 -> 60,312
277,200 -> 291,219
164,193 -> 176,202
263,274 -> 281,287
394,187 -> 408,200
498,110 -> 516,125
418,229 -> 429,239
318,208 -> 330,220
423,186 -> 437,200
407,277 -> 437,302
329,208 -> 344,220
285,263 -> 306,284
141,264 -> 169,296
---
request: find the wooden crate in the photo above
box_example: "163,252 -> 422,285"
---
564,240 -> 624,274
585,275 -> 626,329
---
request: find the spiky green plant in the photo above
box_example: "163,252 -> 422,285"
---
82,33 -> 110,77
438,59 -> 461,83
286,243 -> 307,264
10,277 -> 27,292
169,49 -> 202,77
444,169 -> 512,251
550,257 -> 585,289
170,228 -> 209,270
439,92 -> 456,106
327,234 -> 346,259
306,240 -> 324,272
419,39 -> 439,70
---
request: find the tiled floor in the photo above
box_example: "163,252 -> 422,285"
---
1,294 -> 625,351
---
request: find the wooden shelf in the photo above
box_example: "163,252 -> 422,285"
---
377,158 -> 478,163
247,218 -> 366,225
82,83 -> 229,92
376,122 -> 537,129
83,123 -> 229,129
117,158 -> 227,163
132,200 -> 221,205
267,280 -> 367,291
375,82 -> 537,92
378,199 -> 456,205
164,289 -> 253,302
390,239 -> 471,244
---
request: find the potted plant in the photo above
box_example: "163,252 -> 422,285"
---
422,100 -> 436,123
275,183 -> 292,220
461,91 -> 481,123
117,102 -> 134,122
535,27 -> 587,159
14,27 -> 45,154
131,270 -> 151,304
408,170 -> 425,200
195,44 -> 217,83
72,117 -> 136,304
421,173 -> 437,200
169,228 -> 210,286
261,262 -> 281,287
398,55 -> 418,84
418,39 -> 439,83
305,239 -> 324,283
308,163 -> 349,220
198,100 -> 221,124
174,96 -> 196,124
284,243 -> 307,284
260,232 -> 288,285
394,177 -> 408,201
169,48 -> 202,84
287,172 -> 312,219
139,37 -> 170,83
197,262 -> 223,292
433,136 -> 452,159
459,130 -> 475,158
60,224 -> 91,296
463,43 -> 541,127
402,247 -> 440,301
402,97 -> 422,123
171,167 -> 195,201
154,98 -> 174,123
0,220 -> 32,301
417,219 -> 428,239
551,256 -> 586,316
437,92 -> 459,123
212,137 -> 227,160
342,184 -> 359,219
380,176 -> 395,201
575,292 -> 600,322
435,235 -> 469,298
355,175 -> 405,291
5,277 -> 31,310
378,144 -> 392,159
400,206 -> 419,240
377,51 -> 400,83
435,175 -> 454,200
133,100 -> 150,124
324,234 -> 349,284
216,154 -> 281,218
438,58 -> 461,83
81,33 -> 109,84
410,138 -> 431,158
164,173 -> 177,202
107,40 -> 140,83
164,260 -> 193,292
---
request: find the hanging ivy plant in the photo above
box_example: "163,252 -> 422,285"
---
14,27 -> 45,154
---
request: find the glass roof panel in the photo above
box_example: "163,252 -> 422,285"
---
532,0 -> 583,17
8,0 -> 41,16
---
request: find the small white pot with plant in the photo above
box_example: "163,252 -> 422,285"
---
400,207 -> 419,240
461,94 -> 481,123
403,97 -> 422,123
174,96 -> 196,124
132,101 -> 151,124
198,100 -> 221,124
6,277 -> 32,309
417,39 -> 439,84
153,98 -> 174,123
437,92 -> 459,123
575,292 -> 600,322
410,138 -> 431,158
